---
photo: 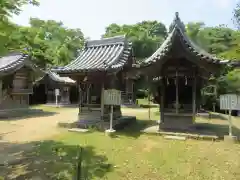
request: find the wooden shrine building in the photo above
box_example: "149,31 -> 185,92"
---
130,12 -> 239,131
0,52 -> 40,113
32,70 -> 76,105
53,35 -> 135,128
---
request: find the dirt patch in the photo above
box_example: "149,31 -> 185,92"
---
0,108 -> 78,143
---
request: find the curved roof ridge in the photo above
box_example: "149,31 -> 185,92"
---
141,12 -> 231,66
86,35 -> 127,47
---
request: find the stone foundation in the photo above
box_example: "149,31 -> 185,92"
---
160,113 -> 194,131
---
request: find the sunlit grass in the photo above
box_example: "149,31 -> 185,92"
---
2,103 -> 240,179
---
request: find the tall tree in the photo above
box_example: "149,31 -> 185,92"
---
233,1 -> 240,29
0,0 -> 39,18
0,0 -> 39,55
103,21 -> 167,61
6,18 -> 85,67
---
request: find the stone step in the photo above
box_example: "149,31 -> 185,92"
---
164,135 -> 186,141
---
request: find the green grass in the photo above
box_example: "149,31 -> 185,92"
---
2,107 -> 240,180
3,130 -> 240,180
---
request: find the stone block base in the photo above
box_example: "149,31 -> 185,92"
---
105,129 -> 116,137
224,135 -> 238,144
160,114 -> 194,131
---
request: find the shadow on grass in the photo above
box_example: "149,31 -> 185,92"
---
0,109 -> 58,121
157,122 -> 240,140
115,119 -> 157,138
123,104 -> 159,109
194,123 -> 240,139
58,118 -> 156,139
139,104 -> 159,108
0,140 -> 113,180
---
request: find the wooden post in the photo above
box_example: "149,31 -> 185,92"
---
213,103 -> 216,112
159,77 -> 165,130
147,76 -> 151,120
110,105 -> 113,130
87,84 -> 90,105
0,80 -> 2,101
176,70 -> 179,114
100,82 -> 105,120
192,74 -> 197,122
229,107 -> 233,136
78,83 -> 82,115
148,93 -> 151,120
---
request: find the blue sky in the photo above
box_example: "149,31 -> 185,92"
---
12,0 -> 238,39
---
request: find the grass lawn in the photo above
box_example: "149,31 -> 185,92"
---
1,107 -> 240,180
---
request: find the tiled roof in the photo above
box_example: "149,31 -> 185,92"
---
141,12 -> 237,67
0,52 -> 40,76
0,53 -> 28,73
36,70 -> 76,84
47,71 -> 76,84
54,35 -> 132,73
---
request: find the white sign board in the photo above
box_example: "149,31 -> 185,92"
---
220,94 -> 240,110
104,89 -> 121,105
55,89 -> 60,96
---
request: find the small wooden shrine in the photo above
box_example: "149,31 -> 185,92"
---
0,52 -> 40,112
53,35 -> 135,128
34,70 -> 76,106
130,12 -> 239,131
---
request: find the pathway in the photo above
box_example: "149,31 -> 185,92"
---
0,108 -> 78,142
0,107 -> 79,167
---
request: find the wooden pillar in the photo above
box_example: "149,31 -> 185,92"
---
100,82 -> 105,120
78,82 -> 82,115
159,77 -> 165,129
87,84 -> 91,105
176,70 -> 179,114
0,80 -> 2,100
192,73 -> 197,121
147,76 -> 151,120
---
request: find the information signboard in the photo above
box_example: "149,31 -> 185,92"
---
219,94 -> 240,137
220,94 -> 240,110
55,89 -> 60,96
104,89 -> 121,105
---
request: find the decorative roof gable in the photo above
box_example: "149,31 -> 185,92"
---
142,12 -> 236,66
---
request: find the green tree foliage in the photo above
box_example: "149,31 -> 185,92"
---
0,0 -> 39,55
103,21 -> 167,61
0,18 -> 16,55
186,21 -> 240,99
0,0 -> 39,17
5,18 -> 84,67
